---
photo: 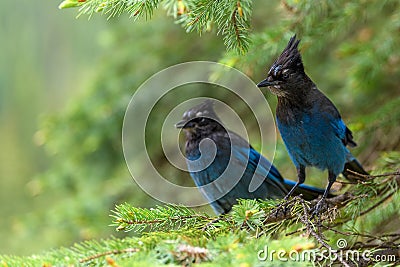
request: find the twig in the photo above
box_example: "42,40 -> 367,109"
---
285,226 -> 307,236
335,180 -> 360,185
298,199 -> 351,267
359,190 -> 397,217
346,169 -> 400,179
281,0 -> 297,13
262,192 -> 359,225
352,242 -> 400,249
231,8 -> 245,53
202,215 -> 223,231
79,248 -> 139,263
321,224 -> 400,244
118,214 -> 209,226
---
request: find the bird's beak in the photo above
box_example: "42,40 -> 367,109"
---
257,78 -> 274,88
175,120 -> 187,129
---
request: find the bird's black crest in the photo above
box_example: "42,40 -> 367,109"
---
271,35 -> 304,74
182,100 -> 220,121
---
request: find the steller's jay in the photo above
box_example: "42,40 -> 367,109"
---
257,35 -> 368,213
175,100 -> 329,215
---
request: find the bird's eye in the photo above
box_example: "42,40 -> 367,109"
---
281,69 -> 289,79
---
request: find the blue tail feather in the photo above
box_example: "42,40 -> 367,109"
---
343,159 -> 368,178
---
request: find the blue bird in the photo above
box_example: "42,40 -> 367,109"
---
257,35 -> 368,212
175,100 -> 328,215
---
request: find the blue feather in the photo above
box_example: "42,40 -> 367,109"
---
179,100 -> 329,214
257,35 -> 367,211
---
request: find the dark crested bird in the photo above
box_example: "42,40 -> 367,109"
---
257,35 -> 368,212
175,100 -> 329,215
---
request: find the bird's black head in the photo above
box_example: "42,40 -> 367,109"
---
175,100 -> 224,137
257,35 -> 310,97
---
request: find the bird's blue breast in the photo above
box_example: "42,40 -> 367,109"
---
186,142 -> 230,187
277,109 -> 348,175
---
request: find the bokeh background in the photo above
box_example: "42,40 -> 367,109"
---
1,0 -> 399,256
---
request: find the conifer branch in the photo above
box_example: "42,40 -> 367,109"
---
79,247 -> 139,263
298,198 -> 352,267
111,203 -> 211,232
1,168 -> 398,266
58,0 -> 252,53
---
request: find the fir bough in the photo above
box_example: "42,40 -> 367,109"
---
2,164 -> 398,266
110,203 -> 210,232
58,0 -> 252,53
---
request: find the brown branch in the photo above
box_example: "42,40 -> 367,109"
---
79,248 -> 139,263
263,192 -> 359,225
321,224 -> 400,244
323,173 -> 399,227
285,226 -> 307,236
187,14 -> 200,26
132,2 -> 144,17
346,169 -> 400,180
359,190 -> 397,217
298,198 -> 352,267
247,171 -> 400,238
281,0 -> 297,14
202,215 -> 223,231
186,1 -> 215,27
352,242 -> 400,250
231,8 -> 245,53
118,214 -> 209,226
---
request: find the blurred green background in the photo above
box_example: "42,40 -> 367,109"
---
1,0 -> 399,256
0,0 -> 107,254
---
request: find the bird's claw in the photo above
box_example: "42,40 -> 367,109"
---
311,198 -> 326,218
272,199 -> 292,218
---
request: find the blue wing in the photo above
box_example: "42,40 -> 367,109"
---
330,118 -> 356,148
233,142 -> 329,200
229,132 -> 288,197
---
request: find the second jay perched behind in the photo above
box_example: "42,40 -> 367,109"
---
176,100 -> 328,215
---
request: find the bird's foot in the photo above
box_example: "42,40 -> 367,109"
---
271,197 -> 293,219
311,197 -> 327,218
